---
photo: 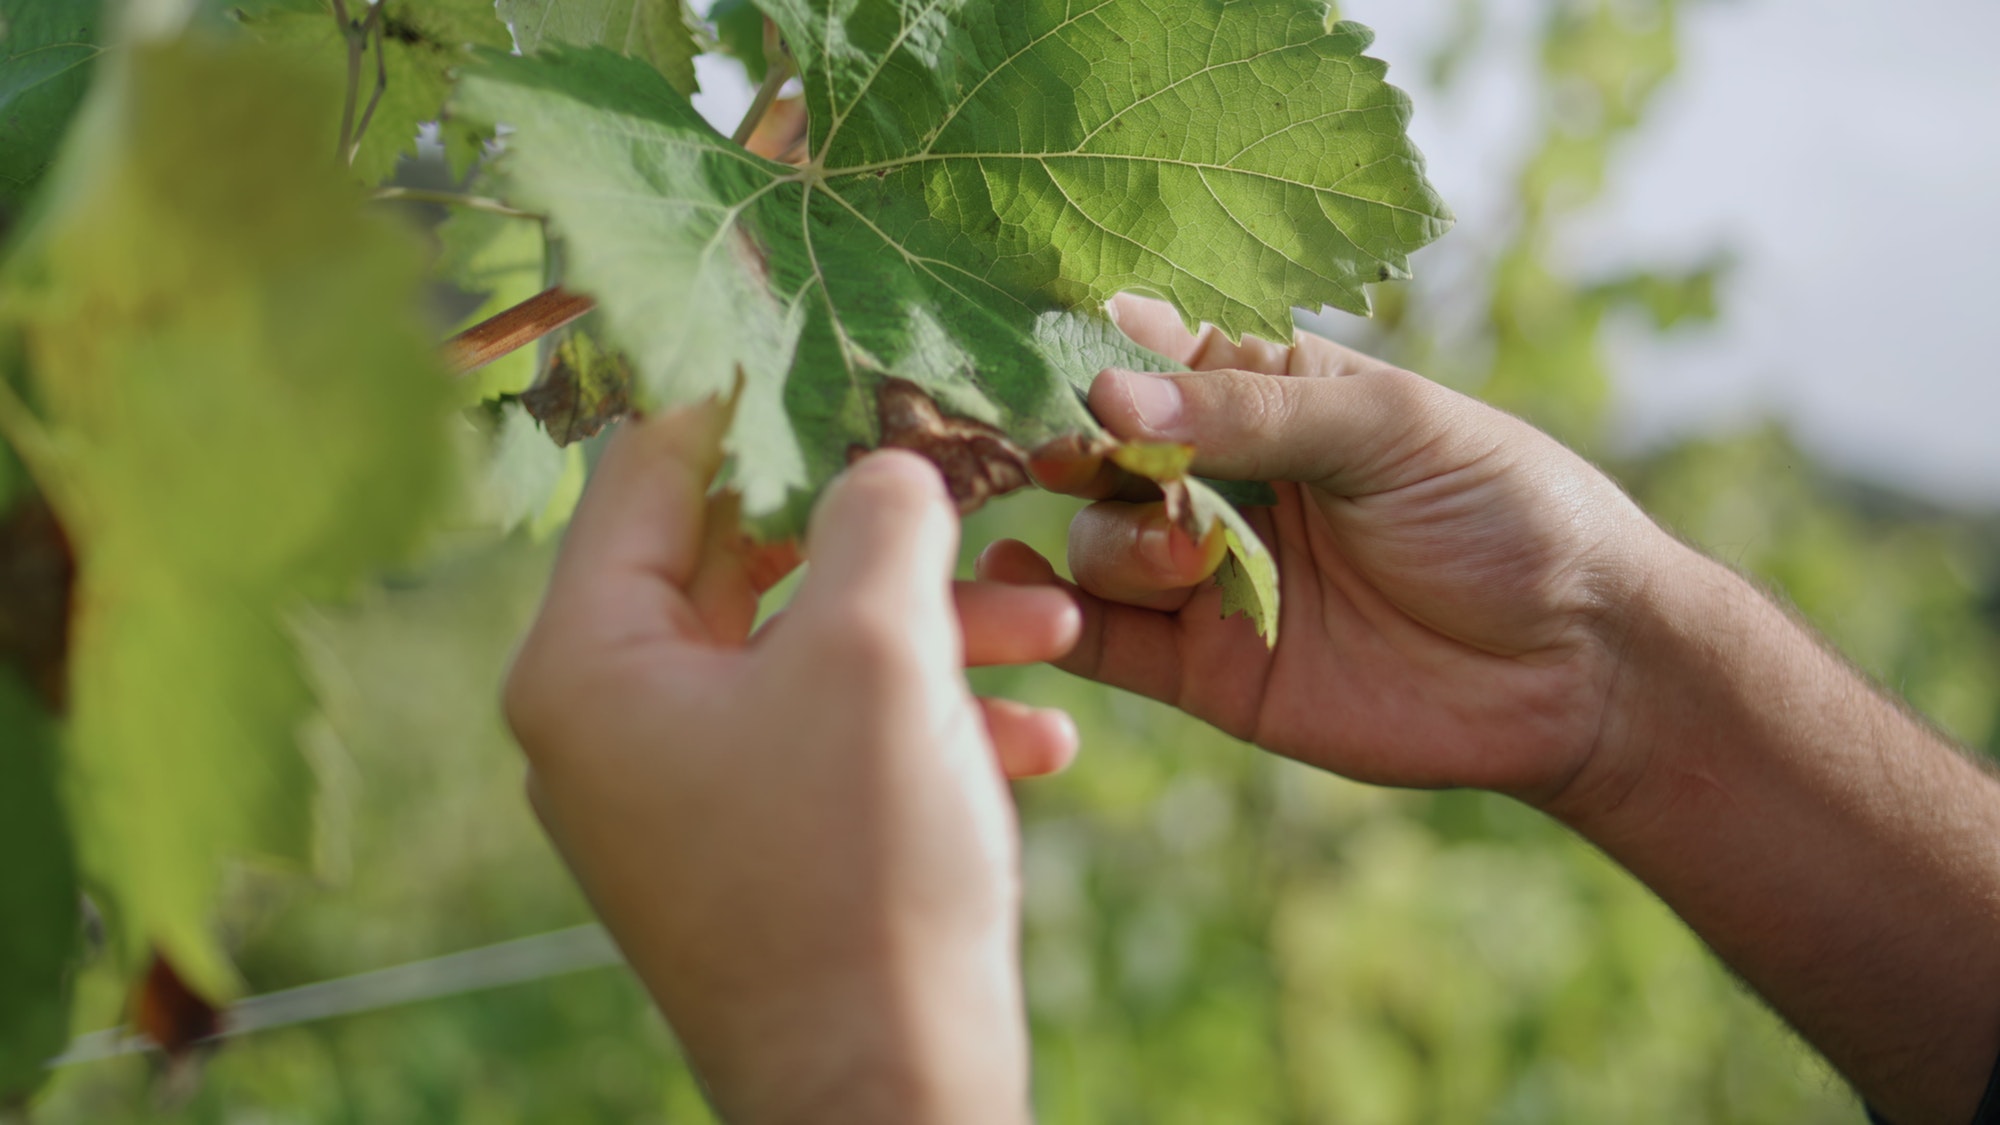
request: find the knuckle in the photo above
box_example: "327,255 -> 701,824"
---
804,605 -> 920,678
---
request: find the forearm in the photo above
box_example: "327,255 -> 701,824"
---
1555,542 -> 2000,1124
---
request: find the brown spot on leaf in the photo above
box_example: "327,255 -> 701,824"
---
133,950 -> 224,1104
519,331 -> 633,446
863,379 -> 1031,515
133,951 -> 223,1056
0,495 -> 74,713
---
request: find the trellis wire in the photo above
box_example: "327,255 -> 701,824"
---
50,924 -> 624,1068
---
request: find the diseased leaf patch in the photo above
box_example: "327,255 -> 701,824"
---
518,323 -> 635,446
862,378 -> 1029,514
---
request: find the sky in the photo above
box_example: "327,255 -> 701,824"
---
693,0 -> 2000,508
1352,0 -> 2000,507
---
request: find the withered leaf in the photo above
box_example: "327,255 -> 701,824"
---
856,378 -> 1030,516
519,326 -> 634,446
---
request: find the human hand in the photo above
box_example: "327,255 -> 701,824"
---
981,295 -> 1673,808
504,405 -> 1079,1125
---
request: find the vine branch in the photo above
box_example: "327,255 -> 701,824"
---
732,50 -> 795,148
442,287 -> 595,376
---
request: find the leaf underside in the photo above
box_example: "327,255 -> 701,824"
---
458,0 -> 1451,636
0,0 -> 107,208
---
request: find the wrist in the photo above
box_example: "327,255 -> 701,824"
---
1535,529 -> 1755,836
685,941 -> 1032,1125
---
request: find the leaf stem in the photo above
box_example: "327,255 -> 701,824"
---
347,5 -> 389,166
731,54 -> 796,148
442,287 -> 596,376
331,0 -> 385,166
331,0 -> 358,160
370,187 -> 542,221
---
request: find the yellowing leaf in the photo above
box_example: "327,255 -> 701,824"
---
1,41 -> 456,999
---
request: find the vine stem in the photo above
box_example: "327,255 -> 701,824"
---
371,186 -> 543,221
329,0 -> 386,166
442,287 -> 595,376
732,53 -> 797,148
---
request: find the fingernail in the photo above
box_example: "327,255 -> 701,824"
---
1139,509 -> 1179,571
1113,370 -> 1184,435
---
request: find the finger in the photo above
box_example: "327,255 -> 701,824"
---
1088,364 -> 1479,493
979,697 -> 1079,779
956,581 -> 1081,667
685,492 -> 763,644
789,450 -> 961,663
1027,438 -> 1120,499
1067,501 -> 1225,611
974,539 -> 1186,707
1108,293 -> 1379,378
543,401 -> 728,641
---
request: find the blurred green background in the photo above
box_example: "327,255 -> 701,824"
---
31,0 -> 2000,1121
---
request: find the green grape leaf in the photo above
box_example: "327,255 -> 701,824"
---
233,0 -> 512,187
436,206 -> 548,401
707,0 -> 767,79
463,400 -> 586,538
0,41 -> 456,999
0,0 -> 106,209
501,0 -> 701,96
0,492 -> 78,1104
0,671 -> 77,1105
458,4 -> 1447,635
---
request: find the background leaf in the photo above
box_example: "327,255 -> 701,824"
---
1,40 -> 457,1000
232,0 -> 511,187
501,0 -> 701,96
0,0 -> 105,209
0,671 -> 78,1104
435,207 -> 547,401
706,0 -> 766,80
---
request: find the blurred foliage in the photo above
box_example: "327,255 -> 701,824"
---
18,0 -> 2000,1122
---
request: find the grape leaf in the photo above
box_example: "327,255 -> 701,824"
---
464,400 -> 587,538
0,0 -> 105,208
0,41 -> 456,999
501,0 -> 701,96
0,675 -> 77,1105
707,0 -> 767,79
457,3 -> 1448,633
232,0 -> 512,187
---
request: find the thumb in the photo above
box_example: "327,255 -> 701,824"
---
1089,364 -> 1488,495
788,450 -> 963,660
